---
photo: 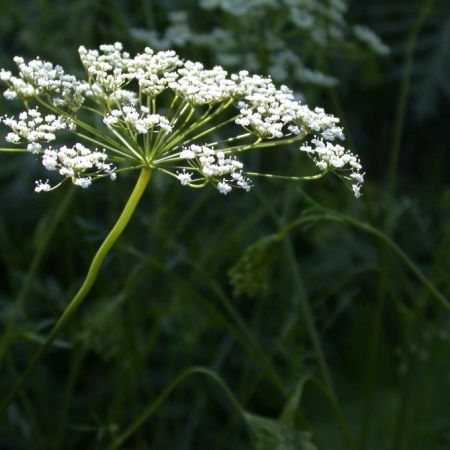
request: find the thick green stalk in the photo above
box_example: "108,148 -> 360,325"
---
0,167 -> 152,415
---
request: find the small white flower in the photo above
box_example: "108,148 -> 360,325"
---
6,133 -> 20,143
176,171 -> 192,185
217,182 -> 232,195
74,177 -> 92,189
103,115 -> 119,125
0,70 -> 11,81
34,179 -> 51,193
179,148 -> 196,159
352,183 -> 362,198
27,142 -> 42,153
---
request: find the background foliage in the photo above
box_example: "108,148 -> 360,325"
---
0,0 -> 449,449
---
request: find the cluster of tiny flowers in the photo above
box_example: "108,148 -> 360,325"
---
128,47 -> 182,96
177,144 -> 251,194
300,138 -> 364,197
0,57 -> 89,109
169,62 -> 237,105
235,72 -> 344,141
104,106 -> 172,134
79,43 -> 134,95
0,42 -> 365,197
2,108 -> 70,152
38,143 -> 116,191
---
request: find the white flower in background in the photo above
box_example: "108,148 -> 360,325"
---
353,25 -> 390,56
0,42 -> 364,197
131,0 -> 389,88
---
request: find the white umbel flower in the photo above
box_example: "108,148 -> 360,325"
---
0,42 -> 364,197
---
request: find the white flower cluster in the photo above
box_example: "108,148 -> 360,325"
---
1,57 -> 89,109
235,73 -> 343,141
38,143 -> 116,191
169,61 -> 237,105
2,108 -> 69,152
300,138 -> 364,197
103,106 -> 172,134
177,144 -> 251,194
79,43 -> 134,95
128,47 -> 182,97
0,42 -> 364,198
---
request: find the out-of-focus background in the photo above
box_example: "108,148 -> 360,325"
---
0,1 -> 449,449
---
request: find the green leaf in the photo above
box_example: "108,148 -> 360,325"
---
280,376 -> 310,426
228,234 -> 280,298
244,412 -> 318,450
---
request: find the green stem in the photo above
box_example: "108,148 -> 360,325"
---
245,171 -> 327,182
280,211 -> 449,311
253,132 -> 308,149
74,132 -> 130,158
0,148 -> 28,153
53,348 -> 87,450
109,367 -> 244,450
387,0 -> 434,192
36,97 -> 121,149
257,190 -> 357,450
163,101 -> 235,151
283,239 -> 358,450
359,261 -> 386,450
332,214 -> 449,311
311,378 -> 358,449
0,167 -> 152,415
